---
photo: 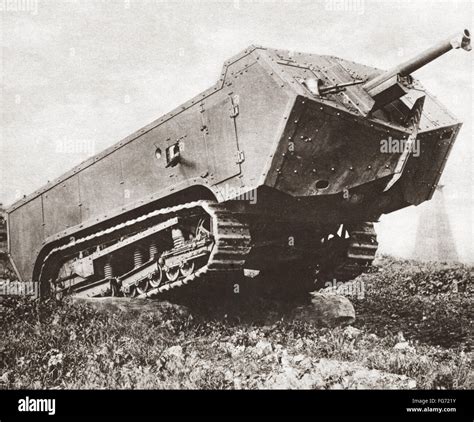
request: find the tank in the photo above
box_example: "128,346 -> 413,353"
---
5,29 -> 471,298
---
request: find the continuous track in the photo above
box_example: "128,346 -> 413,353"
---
38,200 -> 377,299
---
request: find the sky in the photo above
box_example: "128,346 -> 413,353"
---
0,0 -> 472,262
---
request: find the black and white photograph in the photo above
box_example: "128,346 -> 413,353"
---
0,0 -> 472,419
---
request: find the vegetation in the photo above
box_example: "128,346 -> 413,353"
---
1,257 -> 472,389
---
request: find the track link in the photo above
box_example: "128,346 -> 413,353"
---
318,222 -> 378,283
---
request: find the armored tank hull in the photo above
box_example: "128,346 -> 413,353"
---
5,31 -> 470,298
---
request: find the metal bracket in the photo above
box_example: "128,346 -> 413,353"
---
231,104 -> 239,118
165,142 -> 181,168
383,96 -> 425,193
230,95 -> 240,118
236,151 -> 245,164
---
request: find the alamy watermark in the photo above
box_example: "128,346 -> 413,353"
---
221,184 -> 257,205
325,0 -> 364,14
324,278 -> 365,299
18,396 -> 55,416
0,281 -> 39,296
0,0 -> 38,15
55,139 -> 96,156
380,136 -> 420,157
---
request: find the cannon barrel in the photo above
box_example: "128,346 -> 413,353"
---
364,29 -> 471,92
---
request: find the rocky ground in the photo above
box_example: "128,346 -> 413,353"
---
0,256 -> 472,389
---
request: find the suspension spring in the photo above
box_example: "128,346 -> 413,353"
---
104,261 -> 113,279
171,228 -> 185,249
134,248 -> 143,268
149,242 -> 158,260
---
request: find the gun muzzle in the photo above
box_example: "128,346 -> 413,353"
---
364,29 -> 471,93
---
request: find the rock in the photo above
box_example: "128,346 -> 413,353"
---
254,340 -> 273,356
393,341 -> 414,352
0,371 -> 10,384
161,345 -> 185,372
261,365 -> 321,389
248,330 -> 259,341
346,365 -> 416,389
261,358 -> 417,389
291,293 -> 355,327
224,370 -> 234,382
393,341 -> 409,350
229,344 -> 246,359
164,345 -> 183,357
292,354 -> 305,364
233,377 -> 242,389
344,326 -> 362,339
279,350 -> 291,367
